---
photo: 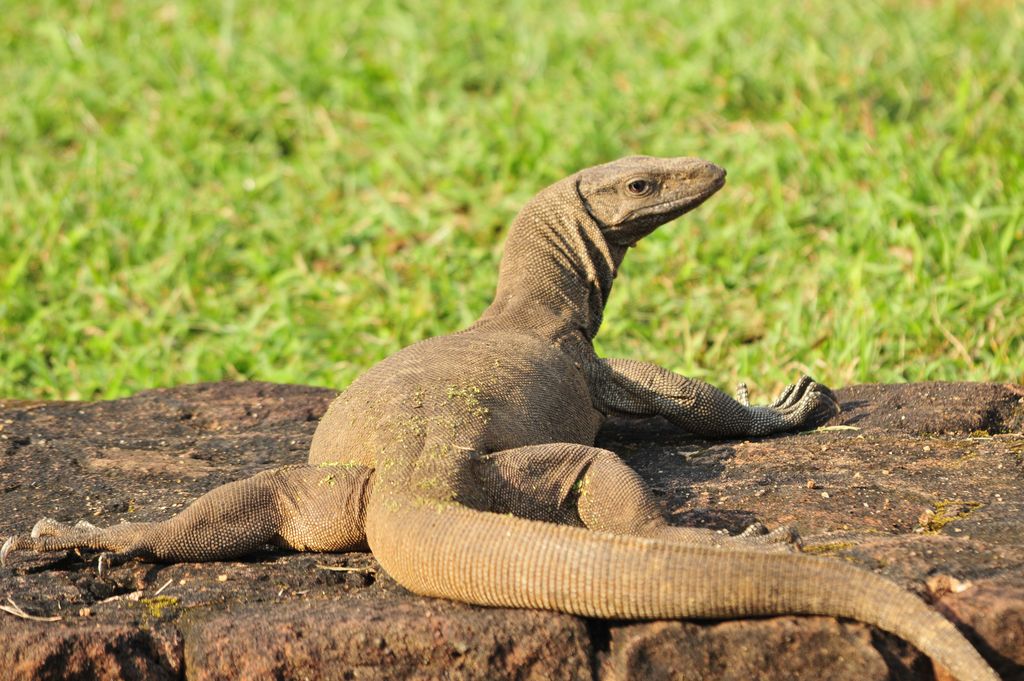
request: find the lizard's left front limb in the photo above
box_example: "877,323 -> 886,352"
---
591,358 -> 839,437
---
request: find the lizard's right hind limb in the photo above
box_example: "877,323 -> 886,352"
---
476,444 -> 798,549
2,464 -> 372,574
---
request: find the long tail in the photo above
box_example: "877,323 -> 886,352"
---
366,501 -> 998,681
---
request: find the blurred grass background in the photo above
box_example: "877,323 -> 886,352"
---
1,0 -> 1021,401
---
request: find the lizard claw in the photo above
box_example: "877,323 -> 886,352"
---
97,553 -> 111,579
1,535 -> 15,567
0,533 -> 42,568
749,376 -> 840,435
96,550 -> 138,578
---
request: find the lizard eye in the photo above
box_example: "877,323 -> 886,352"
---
626,179 -> 651,195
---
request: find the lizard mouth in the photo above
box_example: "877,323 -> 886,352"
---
605,171 -> 726,247
628,173 -> 726,221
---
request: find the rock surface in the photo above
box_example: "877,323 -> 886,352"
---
1,381 -> 1022,680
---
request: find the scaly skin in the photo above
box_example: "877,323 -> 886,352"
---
3,156 -> 997,681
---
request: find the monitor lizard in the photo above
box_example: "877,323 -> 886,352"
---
2,156 -> 998,680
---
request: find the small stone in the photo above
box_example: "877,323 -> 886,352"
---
820,491 -> 830,499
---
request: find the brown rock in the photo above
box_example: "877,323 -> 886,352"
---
0,617 -> 182,681
832,382 -> 1024,435
183,596 -> 591,681
932,576 -> 1024,681
600,617 -> 925,681
1,381 -> 1023,680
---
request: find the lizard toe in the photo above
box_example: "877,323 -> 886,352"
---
747,524 -> 801,545
768,383 -> 796,409
813,382 -> 840,406
805,387 -> 842,425
765,524 -> 802,547
738,521 -> 769,537
770,376 -> 814,409
725,524 -> 801,552
31,518 -> 67,538
734,382 -> 751,406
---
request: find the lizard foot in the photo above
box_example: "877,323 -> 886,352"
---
1,517 -> 140,574
750,376 -> 840,435
0,531 -> 80,568
735,522 -> 802,550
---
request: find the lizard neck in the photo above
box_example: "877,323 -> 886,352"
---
474,175 -> 628,343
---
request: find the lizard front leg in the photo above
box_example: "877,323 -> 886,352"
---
2,464 -> 372,574
591,358 -> 839,437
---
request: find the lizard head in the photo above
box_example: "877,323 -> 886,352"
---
576,155 -> 726,246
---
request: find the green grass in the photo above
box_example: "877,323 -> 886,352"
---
1,0 -> 1021,401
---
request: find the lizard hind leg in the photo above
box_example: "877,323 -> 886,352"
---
2,518 -> 163,575
475,444 -> 798,549
2,464 -> 373,574
271,464 -> 372,552
573,449 -> 800,549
